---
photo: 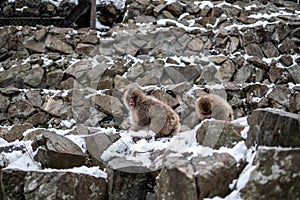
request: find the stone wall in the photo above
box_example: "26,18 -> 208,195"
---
0,0 -> 300,199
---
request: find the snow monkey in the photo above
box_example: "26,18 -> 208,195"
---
195,94 -> 234,122
124,86 -> 180,138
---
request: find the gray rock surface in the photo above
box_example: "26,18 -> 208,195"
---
247,108 -> 300,148
155,152 -> 242,199
32,132 -> 86,169
196,120 -> 245,149
0,169 -> 108,200
241,147 -> 300,200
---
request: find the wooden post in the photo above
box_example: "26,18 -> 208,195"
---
90,0 -> 96,29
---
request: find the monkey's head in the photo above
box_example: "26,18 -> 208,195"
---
127,88 -> 145,109
197,96 -> 212,117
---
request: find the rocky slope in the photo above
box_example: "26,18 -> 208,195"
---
0,0 -> 300,199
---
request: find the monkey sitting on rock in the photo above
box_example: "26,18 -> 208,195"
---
195,94 -> 234,122
124,86 -> 180,138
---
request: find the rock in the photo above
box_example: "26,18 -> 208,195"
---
196,17 -> 217,27
289,92 -> 300,113
79,31 -> 99,44
70,89 -> 106,126
45,34 -> 73,54
245,43 -> 264,58
0,169 -> 26,200
0,47 -> 10,61
196,120 -> 245,149
261,41 -> 279,58
0,93 -> 10,114
279,37 -> 298,54
153,4 -> 167,15
35,27 -> 47,41
94,94 -> 124,117
23,129 -> 54,141
272,23 -> 290,43
136,68 -> 163,86
32,132 -> 86,169
0,169 -> 108,200
155,155 -> 197,200
233,63 -> 254,83
209,55 -> 227,65
155,152 -> 242,199
228,36 -> 239,52
146,89 -> 179,109
217,59 -> 236,82
85,132 -> 120,167
46,69 -> 64,88
8,95 -> 35,118
268,65 -> 284,83
0,63 -> 31,86
75,43 -> 95,55
22,66 -> 44,87
246,56 -> 268,70
164,65 -> 201,83
27,112 -> 49,126
25,90 -> 43,108
187,38 -> 204,52
246,108 -> 300,148
193,153 -> 242,199
43,98 -> 69,117
0,87 -> 20,95
107,157 -> 154,200
267,85 -> 291,107
279,54 -> 293,67
196,65 -> 219,84
240,147 -> 300,200
24,38 -> 46,53
127,62 -> 145,80
114,74 -> 130,89
2,123 -> 33,142
287,65 -> 300,83
97,4 -> 123,26
243,84 -> 269,110
166,1 -> 184,17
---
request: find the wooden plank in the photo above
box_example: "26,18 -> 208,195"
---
59,0 -> 90,27
90,0 -> 96,29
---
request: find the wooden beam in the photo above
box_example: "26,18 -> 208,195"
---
90,0 -> 96,29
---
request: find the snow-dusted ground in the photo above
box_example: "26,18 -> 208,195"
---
0,116 -> 257,199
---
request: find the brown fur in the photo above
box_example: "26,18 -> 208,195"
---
195,94 -> 234,122
124,87 -> 180,138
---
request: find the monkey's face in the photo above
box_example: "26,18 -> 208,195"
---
127,88 -> 144,109
129,95 -> 136,109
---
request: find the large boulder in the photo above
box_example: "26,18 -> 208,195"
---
31,132 -> 86,169
107,157 -> 155,200
2,123 -> 33,142
0,169 -> 108,200
85,132 -> 120,168
196,120 -> 245,149
155,152 -> 242,200
240,147 -> 300,199
246,108 -> 300,148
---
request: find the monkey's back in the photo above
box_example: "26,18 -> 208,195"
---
196,94 -> 234,121
147,96 -> 180,137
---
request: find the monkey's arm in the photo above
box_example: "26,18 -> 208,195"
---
129,111 -> 146,131
148,104 -> 168,135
